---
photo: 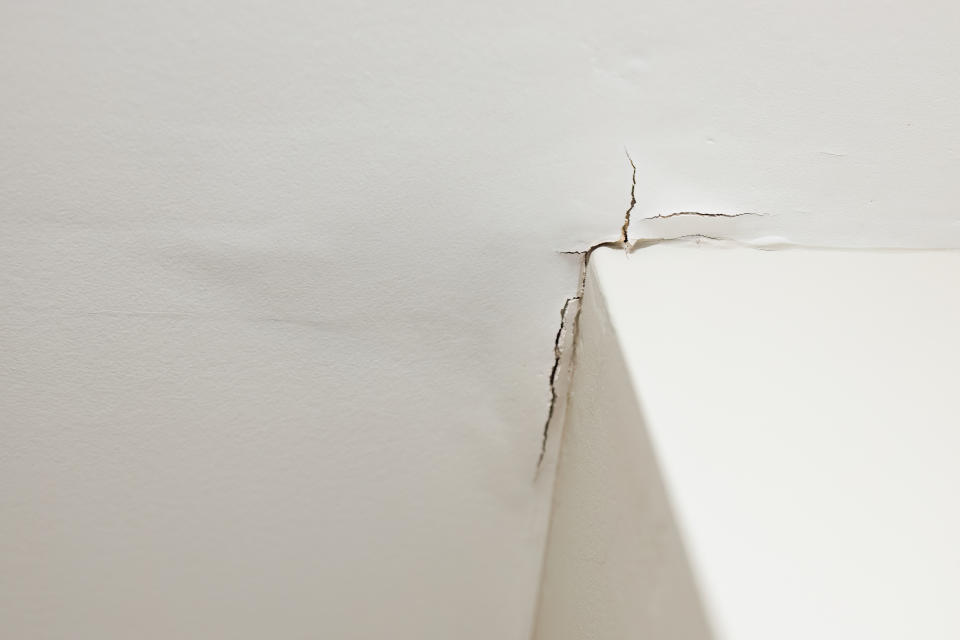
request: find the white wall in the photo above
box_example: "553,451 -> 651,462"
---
3,1 -> 960,638
1,3 -> 615,637
533,258 -> 711,640
537,244 -> 960,638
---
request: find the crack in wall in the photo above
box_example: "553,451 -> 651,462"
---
641,211 -> 765,220
620,150 -> 637,243
536,153 -> 763,469
536,239 -> 620,472
537,149 -> 638,470
536,295 -> 580,468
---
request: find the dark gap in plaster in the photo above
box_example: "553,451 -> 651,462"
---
538,239 -> 625,472
642,211 -> 765,220
537,295 -> 580,468
537,155 -> 766,472
621,149 -> 637,243
538,150 -> 639,471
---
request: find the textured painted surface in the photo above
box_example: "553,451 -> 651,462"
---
540,244 -> 960,639
2,0 -> 960,638
533,260 -> 711,640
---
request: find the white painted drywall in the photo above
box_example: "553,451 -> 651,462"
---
537,243 -> 960,639
533,257 -> 711,640
0,4 -> 622,637
3,0 -> 960,638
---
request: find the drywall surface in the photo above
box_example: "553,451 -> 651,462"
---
545,243 -> 960,639
620,1 -> 960,248
533,263 -> 711,640
0,4 -> 623,638
3,0 -> 960,637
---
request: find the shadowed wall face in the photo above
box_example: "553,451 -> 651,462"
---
534,260 -> 712,640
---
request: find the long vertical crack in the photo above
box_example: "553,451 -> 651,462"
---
536,295 -> 579,467
537,150 -> 637,470
621,149 -> 637,243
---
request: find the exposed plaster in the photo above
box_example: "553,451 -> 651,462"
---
536,241 -> 616,470
536,295 -> 581,468
620,150 -> 637,243
641,211 -> 765,220
537,156 -> 763,469
537,149 -> 637,470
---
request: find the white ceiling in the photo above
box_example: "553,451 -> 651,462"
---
2,1 -> 959,638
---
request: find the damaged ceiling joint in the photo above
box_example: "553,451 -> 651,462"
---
536,152 -> 764,470
642,211 -> 765,220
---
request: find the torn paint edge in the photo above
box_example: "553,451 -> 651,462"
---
537,148 -> 766,470
536,149 -> 638,472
